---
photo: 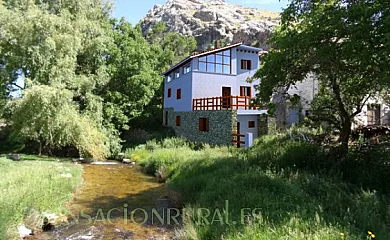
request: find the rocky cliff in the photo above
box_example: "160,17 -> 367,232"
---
140,0 -> 280,50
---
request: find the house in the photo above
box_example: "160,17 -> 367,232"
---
162,42 -> 267,146
273,76 -> 390,128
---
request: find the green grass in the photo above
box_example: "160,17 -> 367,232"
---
0,155 -> 83,239
127,136 -> 390,240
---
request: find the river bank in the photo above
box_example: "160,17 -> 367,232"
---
0,155 -> 83,239
1,156 -> 174,240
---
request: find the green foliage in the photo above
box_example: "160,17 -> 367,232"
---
0,1 -> 197,153
9,85 -> 109,159
0,156 -> 83,239
136,136 -> 390,240
103,19 -> 163,130
0,0 -> 111,90
146,22 -> 197,66
255,0 -> 390,145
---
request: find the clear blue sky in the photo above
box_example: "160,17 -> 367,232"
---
113,0 -> 289,25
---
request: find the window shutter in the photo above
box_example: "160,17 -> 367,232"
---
248,87 -> 252,97
248,60 -> 252,70
168,88 -> 171,98
199,118 -> 209,132
176,116 -> 181,126
177,89 -> 181,99
241,60 -> 244,69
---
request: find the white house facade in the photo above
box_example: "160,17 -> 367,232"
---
162,42 -> 267,146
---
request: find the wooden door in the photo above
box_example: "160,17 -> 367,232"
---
222,87 -> 231,109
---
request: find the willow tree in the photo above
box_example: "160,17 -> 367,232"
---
0,0 -> 123,154
10,85 -> 109,159
255,0 -> 390,149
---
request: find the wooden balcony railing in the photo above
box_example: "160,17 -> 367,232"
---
192,96 -> 257,111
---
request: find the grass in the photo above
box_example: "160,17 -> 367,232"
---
0,155 -> 83,239
125,136 -> 390,240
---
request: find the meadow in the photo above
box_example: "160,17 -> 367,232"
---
126,134 -> 390,240
0,155 -> 83,239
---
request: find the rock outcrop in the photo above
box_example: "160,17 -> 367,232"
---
140,0 -> 280,50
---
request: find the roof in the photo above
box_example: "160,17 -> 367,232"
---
162,42 -> 245,75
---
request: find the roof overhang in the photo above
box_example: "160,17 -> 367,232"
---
237,45 -> 263,52
162,42 -> 243,76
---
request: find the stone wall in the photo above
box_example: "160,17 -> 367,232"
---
257,114 -> 277,136
164,108 -> 237,146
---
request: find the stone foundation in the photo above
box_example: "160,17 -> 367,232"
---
164,108 -> 237,146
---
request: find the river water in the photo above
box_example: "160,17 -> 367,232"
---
35,163 -> 174,240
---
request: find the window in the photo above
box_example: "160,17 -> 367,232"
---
173,69 -> 180,79
184,64 -> 191,74
199,118 -> 209,132
248,121 -> 255,128
167,75 -> 172,82
176,116 -> 181,126
165,111 -> 168,125
241,60 -> 252,70
240,86 -> 252,97
168,88 -> 172,98
198,50 -> 231,74
176,89 -> 181,99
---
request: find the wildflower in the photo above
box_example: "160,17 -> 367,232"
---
371,234 -> 375,238
368,231 -> 372,235
340,233 -> 344,236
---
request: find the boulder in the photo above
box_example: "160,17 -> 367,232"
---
7,154 -> 21,161
18,225 -> 32,238
193,10 -> 218,22
42,212 -> 60,231
122,159 -> 135,165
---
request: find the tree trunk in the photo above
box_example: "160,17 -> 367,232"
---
38,141 -> 42,156
339,119 -> 351,153
330,78 -> 351,154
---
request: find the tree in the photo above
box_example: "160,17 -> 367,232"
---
103,21 -> 197,130
10,85 -> 109,159
0,0 -> 124,155
102,19 -> 163,130
144,22 -> 197,125
255,0 -> 390,150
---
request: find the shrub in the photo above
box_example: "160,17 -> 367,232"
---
160,137 -> 189,149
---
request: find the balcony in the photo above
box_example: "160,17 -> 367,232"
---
192,96 -> 258,111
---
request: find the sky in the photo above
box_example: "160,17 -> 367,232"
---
113,0 -> 289,25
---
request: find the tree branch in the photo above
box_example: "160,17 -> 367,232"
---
350,94 -> 371,118
10,83 -> 24,90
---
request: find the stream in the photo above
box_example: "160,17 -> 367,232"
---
34,163 -> 174,240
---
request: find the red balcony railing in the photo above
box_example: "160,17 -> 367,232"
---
232,133 -> 245,147
192,96 -> 257,111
